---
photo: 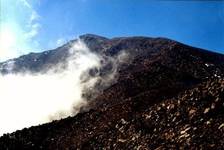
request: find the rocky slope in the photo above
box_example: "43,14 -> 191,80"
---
0,34 -> 224,149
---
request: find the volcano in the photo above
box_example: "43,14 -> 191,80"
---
1,34 -> 224,149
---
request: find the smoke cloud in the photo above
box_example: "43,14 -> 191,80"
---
0,40 -> 102,135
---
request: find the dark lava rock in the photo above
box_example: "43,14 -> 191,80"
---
0,34 -> 224,149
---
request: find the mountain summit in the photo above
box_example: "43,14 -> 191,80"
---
1,35 -> 224,149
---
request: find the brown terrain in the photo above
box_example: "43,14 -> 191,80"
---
0,34 -> 224,149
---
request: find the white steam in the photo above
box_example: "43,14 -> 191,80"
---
0,40 -> 101,135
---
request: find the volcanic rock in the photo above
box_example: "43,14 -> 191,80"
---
0,34 -> 224,149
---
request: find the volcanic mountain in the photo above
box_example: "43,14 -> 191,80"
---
1,34 -> 224,149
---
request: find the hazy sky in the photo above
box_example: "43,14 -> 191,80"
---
0,0 -> 224,61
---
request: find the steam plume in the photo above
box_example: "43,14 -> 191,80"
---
0,39 -> 131,136
0,40 -> 101,135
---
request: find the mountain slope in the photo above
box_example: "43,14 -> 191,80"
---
0,34 -> 224,149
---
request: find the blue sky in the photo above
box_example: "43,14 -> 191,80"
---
0,0 -> 224,61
